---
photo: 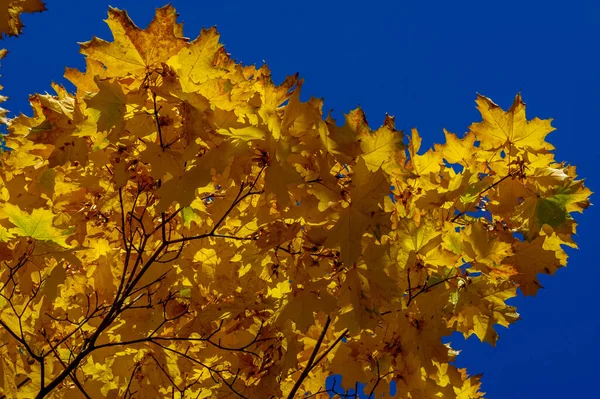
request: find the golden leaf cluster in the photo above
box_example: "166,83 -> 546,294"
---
0,5 -> 591,398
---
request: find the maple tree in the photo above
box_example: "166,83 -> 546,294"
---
0,4 -> 592,398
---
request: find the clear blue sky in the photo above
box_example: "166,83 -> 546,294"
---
1,1 -> 598,398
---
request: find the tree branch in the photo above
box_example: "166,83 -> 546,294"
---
287,316 -> 334,399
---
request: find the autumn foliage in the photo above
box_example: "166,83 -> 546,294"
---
0,4 -> 591,399
0,0 -> 45,39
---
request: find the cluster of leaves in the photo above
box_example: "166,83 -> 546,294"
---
0,4 -> 591,399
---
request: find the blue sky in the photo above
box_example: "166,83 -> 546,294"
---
1,1 -> 598,397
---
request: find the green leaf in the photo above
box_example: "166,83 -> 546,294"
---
181,206 -> 196,228
1,204 -> 72,247
536,197 -> 569,228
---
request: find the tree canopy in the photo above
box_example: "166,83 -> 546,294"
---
0,4 -> 591,398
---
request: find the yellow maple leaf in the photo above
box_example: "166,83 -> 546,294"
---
168,26 -> 225,90
503,236 -> 562,296
408,128 -> 444,186
325,107 -> 367,163
276,282 -> 337,332
263,152 -> 303,205
324,158 -> 390,266
462,222 -> 513,267
359,115 -> 404,171
435,129 -> 477,166
79,5 -> 187,77
85,77 -> 127,135
454,372 -> 485,399
0,0 -> 45,38
451,278 -> 520,345
470,94 -> 555,152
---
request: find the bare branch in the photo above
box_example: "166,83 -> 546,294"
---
152,91 -> 165,149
